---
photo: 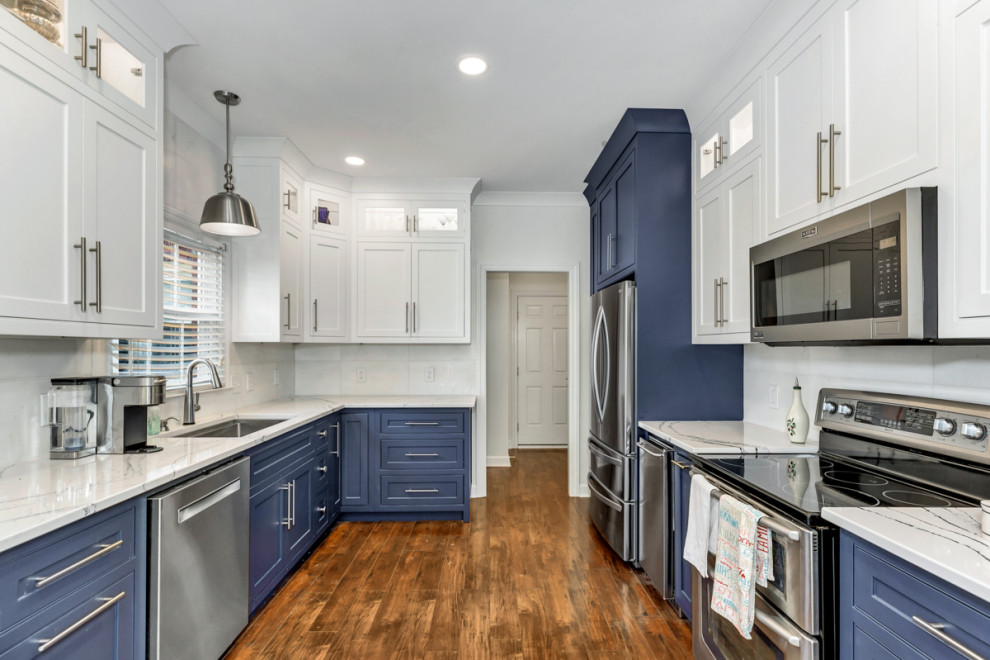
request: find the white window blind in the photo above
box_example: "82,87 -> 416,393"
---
112,230 -> 226,390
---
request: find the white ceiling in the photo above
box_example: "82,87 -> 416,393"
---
163,0 -> 773,193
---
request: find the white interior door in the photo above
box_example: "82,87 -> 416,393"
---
516,296 -> 568,447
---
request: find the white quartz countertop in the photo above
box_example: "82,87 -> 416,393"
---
0,395 -> 475,554
822,507 -> 990,604
638,420 -> 818,455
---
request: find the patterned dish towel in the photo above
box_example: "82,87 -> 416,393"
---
709,494 -> 768,638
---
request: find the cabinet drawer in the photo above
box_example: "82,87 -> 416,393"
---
379,475 -> 465,509
380,438 -> 465,471
313,417 -> 333,456
249,424 -> 314,492
379,411 -> 466,435
0,504 -> 137,634
0,565 -> 137,659
314,487 -> 331,535
846,535 -> 990,660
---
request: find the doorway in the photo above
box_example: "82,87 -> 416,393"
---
485,272 -> 569,461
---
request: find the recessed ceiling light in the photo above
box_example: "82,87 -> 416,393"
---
458,56 -> 488,76
345,156 -> 365,166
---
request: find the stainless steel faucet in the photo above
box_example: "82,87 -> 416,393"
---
183,359 -> 223,425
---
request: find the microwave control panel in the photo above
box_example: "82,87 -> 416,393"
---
873,220 -> 902,317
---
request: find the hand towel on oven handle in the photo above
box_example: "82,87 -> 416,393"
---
710,494 -> 770,639
683,474 -> 718,577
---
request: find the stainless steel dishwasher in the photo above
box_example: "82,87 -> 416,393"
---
149,457 -> 249,660
637,435 -> 672,599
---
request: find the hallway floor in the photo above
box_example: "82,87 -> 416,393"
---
224,449 -> 692,659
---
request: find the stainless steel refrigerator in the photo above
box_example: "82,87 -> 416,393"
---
587,280 -> 637,561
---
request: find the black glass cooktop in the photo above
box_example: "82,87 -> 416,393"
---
693,451 -> 976,524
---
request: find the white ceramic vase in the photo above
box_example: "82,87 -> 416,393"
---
786,379 -> 809,444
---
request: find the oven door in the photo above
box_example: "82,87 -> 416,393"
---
693,565 -> 819,660
697,471 -> 820,635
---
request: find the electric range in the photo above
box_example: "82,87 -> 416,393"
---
690,388 -> 990,660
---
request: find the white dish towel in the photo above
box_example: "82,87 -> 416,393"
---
709,494 -> 767,639
683,473 -> 717,577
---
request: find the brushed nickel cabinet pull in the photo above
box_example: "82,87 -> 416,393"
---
713,278 -> 719,327
89,37 -> 102,78
404,489 -> 440,494
74,237 -> 87,311
283,189 -> 295,210
332,422 -> 340,456
313,299 -> 318,332
34,539 -> 124,588
38,591 -> 126,653
284,293 -> 291,329
74,26 -> 88,68
829,124 -> 841,197
672,460 -> 692,470
280,483 -> 292,528
404,421 -> 440,426
88,241 -> 102,313
405,302 -> 410,333
404,453 -> 440,457
713,139 -> 720,168
406,214 -> 410,233
412,302 -> 417,334
413,214 -> 418,233
719,277 -> 726,326
816,131 -> 828,203
912,616 -> 986,660
719,137 -> 728,164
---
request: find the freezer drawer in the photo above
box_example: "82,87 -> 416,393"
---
588,436 -> 634,501
587,472 -> 636,562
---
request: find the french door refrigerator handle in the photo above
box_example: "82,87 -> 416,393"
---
591,306 -> 605,420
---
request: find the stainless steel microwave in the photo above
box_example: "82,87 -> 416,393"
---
750,188 -> 937,345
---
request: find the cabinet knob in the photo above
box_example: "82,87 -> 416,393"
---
317,465 -> 328,473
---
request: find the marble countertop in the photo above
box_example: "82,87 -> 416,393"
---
822,507 -> 990,604
638,420 -> 818,455
0,395 -> 476,554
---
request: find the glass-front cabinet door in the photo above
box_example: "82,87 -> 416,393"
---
356,199 -> 412,238
0,1 -> 156,129
412,201 -> 465,238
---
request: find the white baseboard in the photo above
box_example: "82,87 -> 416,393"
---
577,483 -> 590,498
517,444 -> 568,449
486,456 -> 512,467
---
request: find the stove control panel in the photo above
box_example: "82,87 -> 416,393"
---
817,389 -> 990,460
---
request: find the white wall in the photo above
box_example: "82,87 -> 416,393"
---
744,343 -> 990,441
0,104 -> 295,468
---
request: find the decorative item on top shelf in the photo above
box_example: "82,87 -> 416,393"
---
786,378 -> 809,444
2,0 -> 62,46
200,90 -> 260,237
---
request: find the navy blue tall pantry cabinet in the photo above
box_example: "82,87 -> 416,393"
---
584,109 -> 743,423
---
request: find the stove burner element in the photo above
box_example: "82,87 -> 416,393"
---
823,470 -> 889,486
816,485 -> 881,507
881,489 -> 954,507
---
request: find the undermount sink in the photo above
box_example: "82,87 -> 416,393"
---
173,418 -> 287,438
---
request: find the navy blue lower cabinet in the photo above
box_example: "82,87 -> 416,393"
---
284,458 -> 314,565
839,531 -> 990,660
328,414 -> 342,520
671,450 -> 693,621
0,499 -> 145,659
340,412 -> 371,510
249,477 -> 288,609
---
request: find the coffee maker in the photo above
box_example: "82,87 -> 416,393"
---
43,375 -> 166,458
97,376 -> 166,454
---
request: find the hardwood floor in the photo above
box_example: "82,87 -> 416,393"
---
225,449 -> 692,659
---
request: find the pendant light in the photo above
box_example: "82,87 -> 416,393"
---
200,90 -> 260,236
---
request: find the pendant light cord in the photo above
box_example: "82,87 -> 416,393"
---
223,100 -> 234,192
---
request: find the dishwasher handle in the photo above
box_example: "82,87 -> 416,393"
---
177,479 -> 242,524
636,439 -> 669,459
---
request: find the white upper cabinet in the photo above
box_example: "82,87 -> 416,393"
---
0,0 -> 158,131
831,0 -> 938,206
356,197 -> 467,239
279,222 -> 303,339
0,24 -> 160,338
355,242 -> 412,338
84,102 -> 156,327
694,158 -> 760,343
280,164 -> 303,227
944,0 -> 990,334
354,242 -> 468,342
766,11 -> 834,236
308,184 -> 349,237
307,235 -> 347,340
696,77 -> 761,193
766,0 -> 938,238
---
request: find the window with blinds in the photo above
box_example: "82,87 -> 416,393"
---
112,230 -> 226,390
